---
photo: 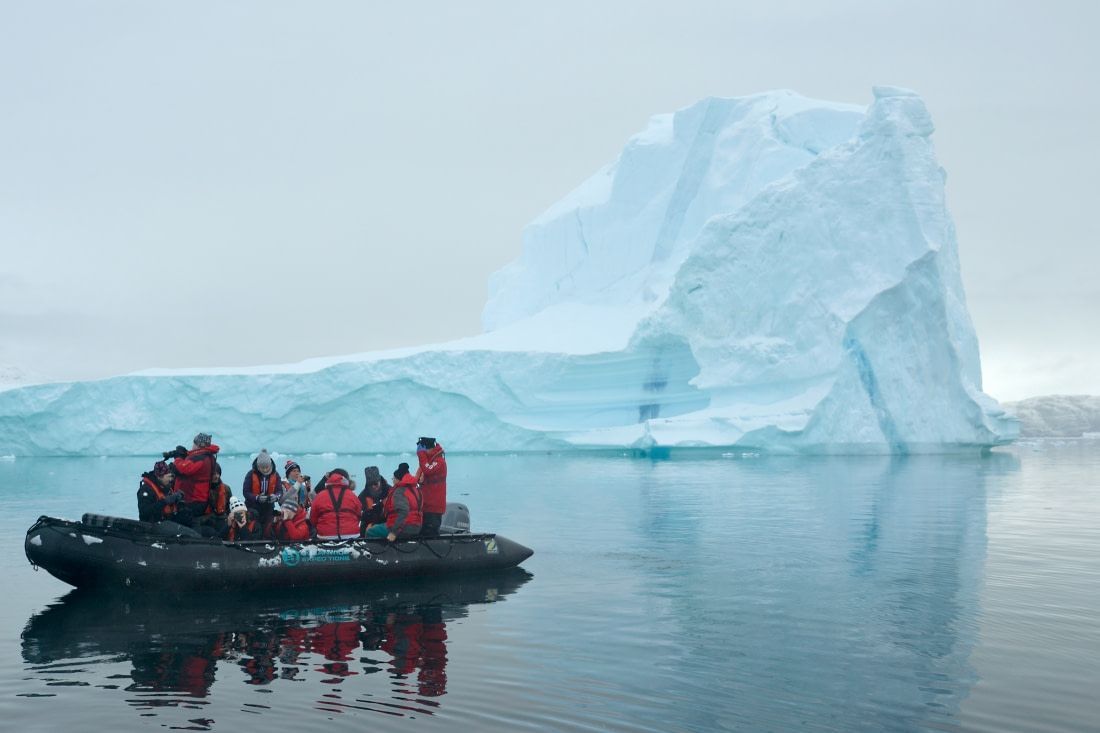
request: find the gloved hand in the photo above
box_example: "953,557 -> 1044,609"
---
166,491 -> 184,504
173,445 -> 188,459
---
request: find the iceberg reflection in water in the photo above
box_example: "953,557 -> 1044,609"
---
20,570 -> 531,724
8,449 -> 1098,733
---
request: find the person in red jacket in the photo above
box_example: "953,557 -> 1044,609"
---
264,496 -> 312,542
167,432 -> 221,522
366,463 -> 422,541
311,470 -> 363,540
415,437 -> 447,537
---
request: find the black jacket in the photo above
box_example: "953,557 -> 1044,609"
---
137,473 -> 176,523
359,479 -> 389,531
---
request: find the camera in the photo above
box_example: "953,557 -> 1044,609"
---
301,475 -> 311,482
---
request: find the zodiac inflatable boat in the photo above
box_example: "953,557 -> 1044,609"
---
25,513 -> 534,592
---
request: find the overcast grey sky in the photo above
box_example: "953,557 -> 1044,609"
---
1,1 -> 1096,401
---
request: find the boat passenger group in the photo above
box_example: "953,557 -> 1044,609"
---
136,433 -> 448,543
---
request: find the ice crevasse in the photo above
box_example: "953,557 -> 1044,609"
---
0,86 -> 1017,456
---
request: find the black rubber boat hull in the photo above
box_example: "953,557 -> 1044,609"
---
25,515 -> 534,592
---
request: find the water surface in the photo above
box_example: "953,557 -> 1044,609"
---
1,445 -> 1097,732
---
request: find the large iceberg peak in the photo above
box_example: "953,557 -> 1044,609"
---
481,90 -> 866,339
0,88 -> 1017,456
864,85 -> 936,139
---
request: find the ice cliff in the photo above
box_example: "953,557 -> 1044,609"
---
0,87 -> 1017,456
1004,395 -> 1100,438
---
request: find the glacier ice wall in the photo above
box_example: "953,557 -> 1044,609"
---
0,87 -> 1016,456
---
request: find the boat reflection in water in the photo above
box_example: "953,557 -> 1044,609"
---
21,569 -> 531,723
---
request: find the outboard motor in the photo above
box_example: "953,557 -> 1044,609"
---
440,502 -> 470,534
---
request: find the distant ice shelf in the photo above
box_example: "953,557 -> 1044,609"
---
0,87 -> 1017,456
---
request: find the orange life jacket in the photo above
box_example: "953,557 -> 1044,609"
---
141,476 -> 177,519
248,470 -> 282,498
206,481 -> 232,515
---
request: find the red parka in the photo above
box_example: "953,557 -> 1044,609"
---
385,474 -> 424,532
173,445 -> 221,503
312,481 -> 363,539
266,508 -> 312,542
416,444 -> 447,514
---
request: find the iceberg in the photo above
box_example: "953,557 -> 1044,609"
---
0,87 -> 1016,456
1004,395 -> 1100,438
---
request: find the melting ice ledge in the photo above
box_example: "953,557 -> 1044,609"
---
0,87 -> 1016,456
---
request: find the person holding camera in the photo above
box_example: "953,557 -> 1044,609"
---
137,460 -> 184,523
220,496 -> 261,541
243,449 -> 283,527
415,437 -> 447,537
282,460 -> 313,509
165,432 -> 221,521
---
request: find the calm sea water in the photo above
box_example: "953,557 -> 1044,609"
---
0,444 -> 1097,732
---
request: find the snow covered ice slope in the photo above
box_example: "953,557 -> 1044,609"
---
0,87 -> 1017,455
